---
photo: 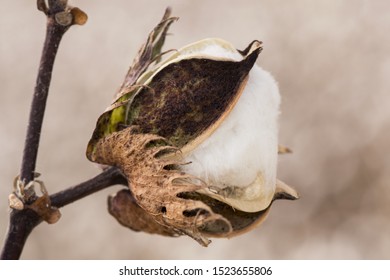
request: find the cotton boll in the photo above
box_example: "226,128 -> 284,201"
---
182,48 -> 280,212
86,13 -> 298,244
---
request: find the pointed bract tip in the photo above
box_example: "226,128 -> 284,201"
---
274,179 -> 299,201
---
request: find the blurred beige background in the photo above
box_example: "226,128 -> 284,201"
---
1,0 -> 389,259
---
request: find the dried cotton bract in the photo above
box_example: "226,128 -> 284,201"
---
86,10 -> 298,246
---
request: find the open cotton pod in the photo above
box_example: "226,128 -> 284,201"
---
87,10 -> 298,246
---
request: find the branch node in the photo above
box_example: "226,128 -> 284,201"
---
10,174 -> 61,224
54,10 -> 73,26
13,173 -> 40,204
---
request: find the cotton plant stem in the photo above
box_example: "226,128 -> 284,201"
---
1,3 -> 69,259
1,0 -> 152,260
0,209 -> 42,260
1,1 -> 85,260
1,167 -> 126,259
20,10 -> 69,187
50,167 -> 127,208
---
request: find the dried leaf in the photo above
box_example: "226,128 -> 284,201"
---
118,8 -> 178,95
86,9 -> 178,158
27,195 -> 61,224
108,189 -> 178,237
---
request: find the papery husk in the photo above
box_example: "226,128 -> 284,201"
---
87,38 -> 261,159
108,188 -> 270,239
94,126 -> 297,245
92,126 -> 231,246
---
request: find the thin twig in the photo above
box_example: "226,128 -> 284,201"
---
50,167 -> 127,208
20,9 -> 70,190
1,0 -> 88,260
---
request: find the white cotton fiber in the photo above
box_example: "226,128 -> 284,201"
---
179,40 -> 280,212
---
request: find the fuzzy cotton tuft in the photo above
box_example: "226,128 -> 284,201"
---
180,39 -> 280,212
